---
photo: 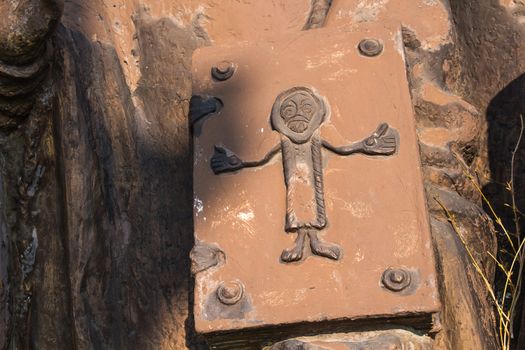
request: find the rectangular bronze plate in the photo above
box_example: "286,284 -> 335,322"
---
191,23 -> 439,345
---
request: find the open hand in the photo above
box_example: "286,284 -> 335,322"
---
210,146 -> 244,174
362,123 -> 397,155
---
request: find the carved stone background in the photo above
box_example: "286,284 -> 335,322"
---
0,0 -> 524,349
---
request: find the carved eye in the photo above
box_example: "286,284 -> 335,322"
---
301,103 -> 313,115
280,102 -> 297,119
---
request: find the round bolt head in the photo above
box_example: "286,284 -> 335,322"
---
211,61 -> 236,81
382,268 -> 411,292
390,271 -> 405,283
358,38 -> 384,57
217,280 -> 244,305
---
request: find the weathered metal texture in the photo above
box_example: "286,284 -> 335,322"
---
192,23 -> 439,346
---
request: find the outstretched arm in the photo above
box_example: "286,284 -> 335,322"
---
322,123 -> 397,156
322,139 -> 362,155
210,144 -> 281,174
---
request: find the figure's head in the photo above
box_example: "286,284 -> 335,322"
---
280,89 -> 319,133
271,86 -> 326,144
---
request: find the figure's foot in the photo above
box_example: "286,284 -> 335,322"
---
281,230 -> 306,263
280,246 -> 303,262
308,231 -> 342,260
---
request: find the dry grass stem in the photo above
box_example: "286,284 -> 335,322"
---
438,114 -> 525,350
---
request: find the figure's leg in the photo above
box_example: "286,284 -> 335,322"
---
308,230 -> 342,260
281,229 -> 307,262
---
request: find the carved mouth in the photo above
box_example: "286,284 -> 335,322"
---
287,115 -> 310,133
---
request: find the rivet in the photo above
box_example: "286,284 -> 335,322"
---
358,39 -> 383,57
217,280 -> 244,305
211,61 -> 236,81
382,268 -> 411,292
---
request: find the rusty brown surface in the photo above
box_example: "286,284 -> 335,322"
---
192,24 -> 439,340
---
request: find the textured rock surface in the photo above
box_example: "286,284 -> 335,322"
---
0,0 -> 523,349
268,330 -> 433,350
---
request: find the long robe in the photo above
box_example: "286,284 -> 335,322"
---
280,133 -> 327,231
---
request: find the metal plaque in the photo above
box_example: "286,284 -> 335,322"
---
191,23 -> 439,345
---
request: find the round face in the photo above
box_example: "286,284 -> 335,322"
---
279,91 -> 319,133
271,86 -> 326,144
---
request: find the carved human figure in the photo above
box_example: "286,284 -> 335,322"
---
211,86 -> 397,263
